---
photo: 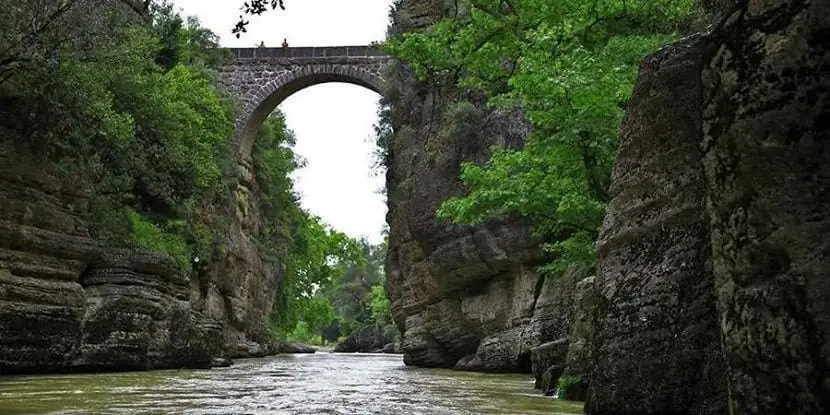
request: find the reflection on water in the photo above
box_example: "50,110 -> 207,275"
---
0,353 -> 583,414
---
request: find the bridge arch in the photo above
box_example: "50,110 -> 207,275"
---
220,46 -> 388,159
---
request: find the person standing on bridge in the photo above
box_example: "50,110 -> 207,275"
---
282,38 -> 288,48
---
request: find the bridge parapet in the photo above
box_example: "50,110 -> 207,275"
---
228,46 -> 387,60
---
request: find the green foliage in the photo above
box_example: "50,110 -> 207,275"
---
441,101 -> 485,141
253,174 -> 395,345
153,2 -> 231,72
287,320 -> 313,343
233,0 -> 286,38
327,240 -> 387,334
556,374 -> 584,400
370,283 -> 391,325
0,0 -> 236,276
275,236 -> 396,344
266,232 -> 396,344
387,0 -> 696,274
372,97 -> 394,169
128,209 -> 190,271
253,111 -> 302,262
253,112 -> 377,341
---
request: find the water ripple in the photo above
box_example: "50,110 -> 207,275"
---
0,353 -> 583,414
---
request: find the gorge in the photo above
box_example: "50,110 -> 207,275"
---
0,0 -> 828,414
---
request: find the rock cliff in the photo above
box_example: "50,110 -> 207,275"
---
194,157 -> 280,358
388,1 -> 828,412
0,154 -> 223,374
590,1 -> 830,413
590,33 -> 727,414
0,143 -> 283,372
384,0 -> 589,373
702,1 -> 830,411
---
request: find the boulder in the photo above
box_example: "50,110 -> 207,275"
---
334,325 -> 391,353
453,326 -> 532,372
211,357 -> 233,367
279,341 -> 316,354
539,365 -> 565,395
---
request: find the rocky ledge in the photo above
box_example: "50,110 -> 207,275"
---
0,165 -> 224,374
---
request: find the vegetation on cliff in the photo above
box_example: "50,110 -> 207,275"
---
0,0 -> 238,275
385,0 -> 697,274
1,0 -> 396,351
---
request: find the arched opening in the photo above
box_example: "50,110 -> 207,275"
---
242,70 -> 394,352
281,82 -> 387,243
237,68 -> 384,159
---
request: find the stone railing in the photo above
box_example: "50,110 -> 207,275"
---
227,45 -> 387,60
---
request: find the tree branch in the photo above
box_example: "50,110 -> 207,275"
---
233,0 -> 286,38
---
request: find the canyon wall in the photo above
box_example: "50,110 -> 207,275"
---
3,7 -> 827,414
384,0 -> 589,373
590,0 -> 829,413
194,157 -> 280,357
388,1 -> 829,413
0,150 -> 283,372
0,151 -> 223,373
590,33 -> 727,414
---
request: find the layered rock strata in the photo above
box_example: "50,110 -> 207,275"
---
0,161 -> 222,373
384,93 -> 572,370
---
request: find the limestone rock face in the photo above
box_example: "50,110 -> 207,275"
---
590,1 -> 830,413
590,35 -> 728,415
701,1 -> 830,412
74,250 -> 223,371
386,112 -> 558,370
196,157 -> 280,358
385,1 -> 586,373
452,264 -> 585,373
0,162 -> 223,374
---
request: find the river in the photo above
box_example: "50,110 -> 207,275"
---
0,353 -> 583,414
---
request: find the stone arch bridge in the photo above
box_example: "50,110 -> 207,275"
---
220,45 -> 389,159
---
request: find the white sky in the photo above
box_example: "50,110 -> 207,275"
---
173,0 -> 393,244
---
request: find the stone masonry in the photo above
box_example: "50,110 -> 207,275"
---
213,46 -> 388,356
219,46 -> 389,159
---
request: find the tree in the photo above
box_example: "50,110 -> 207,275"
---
369,283 -> 391,325
386,0 -> 696,274
1,0 -> 237,273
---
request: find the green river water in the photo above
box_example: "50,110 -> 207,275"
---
0,353 -> 583,414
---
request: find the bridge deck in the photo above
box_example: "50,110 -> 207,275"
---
227,46 -> 386,60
